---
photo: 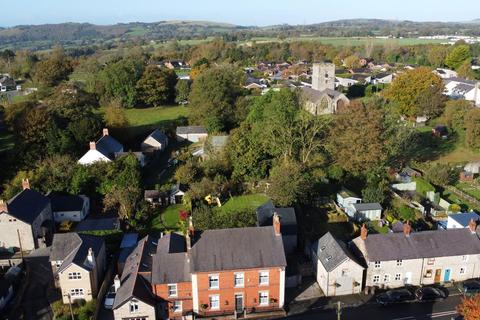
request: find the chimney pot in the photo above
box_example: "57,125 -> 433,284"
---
103,128 -> 109,136
0,200 -> 7,213
469,218 -> 477,234
360,224 -> 368,240
188,216 -> 194,236
89,142 -> 96,150
273,212 -> 281,236
87,247 -> 94,264
114,274 -> 121,292
403,221 -> 412,237
22,179 -> 30,190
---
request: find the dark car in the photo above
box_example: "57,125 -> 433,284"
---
415,287 -> 447,302
462,280 -> 480,296
376,289 -> 416,305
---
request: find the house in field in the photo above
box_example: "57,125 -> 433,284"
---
302,63 -> 350,115
142,129 -> 168,154
311,232 -> 364,296
335,76 -> 359,88
351,203 -> 382,221
351,222 -> 480,289
465,162 -> 480,175
144,190 -> 169,207
164,60 -> 189,70
434,68 -> 458,79
444,77 -> 480,107
176,126 -> 208,143
370,73 -> 394,85
0,75 -> 16,92
256,201 -> 297,254
0,179 -> 52,251
113,236 -> 157,320
170,184 -> 186,205
336,188 -> 362,215
447,213 -> 480,229
50,233 -> 106,304
78,129 -> 124,165
48,193 -> 90,223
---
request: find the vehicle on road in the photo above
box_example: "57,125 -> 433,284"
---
415,286 -> 447,302
104,285 -> 116,309
376,288 -> 416,305
462,280 -> 480,296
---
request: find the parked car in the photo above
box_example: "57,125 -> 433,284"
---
104,285 -> 116,309
415,286 -> 447,302
376,288 -> 416,305
462,280 -> 480,296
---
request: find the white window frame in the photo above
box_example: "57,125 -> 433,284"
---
462,255 -> 469,262
234,272 -> 244,288
259,271 -> 269,286
209,295 -> 220,310
372,275 -> 380,284
374,261 -> 381,269
68,272 -> 82,280
130,300 -> 139,313
384,274 -> 391,283
168,284 -> 178,297
208,274 -> 219,290
172,300 -> 182,313
259,291 -> 269,306
70,288 -> 84,297
396,260 -> 403,267
460,267 -> 467,275
395,273 -> 402,281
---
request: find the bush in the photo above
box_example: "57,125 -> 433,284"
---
398,205 -> 416,221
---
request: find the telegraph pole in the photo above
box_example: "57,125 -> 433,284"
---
336,301 -> 342,320
16,229 -> 24,261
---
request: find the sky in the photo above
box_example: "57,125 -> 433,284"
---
2,0 -> 479,27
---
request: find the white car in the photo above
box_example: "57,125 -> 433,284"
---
104,285 -> 116,309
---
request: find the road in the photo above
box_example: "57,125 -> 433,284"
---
284,294 -> 463,320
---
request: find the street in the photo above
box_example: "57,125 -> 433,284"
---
284,293 -> 463,320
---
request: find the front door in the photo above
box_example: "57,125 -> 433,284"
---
235,294 -> 243,312
434,269 -> 442,283
405,272 -> 412,285
444,269 -> 451,282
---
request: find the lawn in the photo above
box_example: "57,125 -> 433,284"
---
456,182 -> 480,201
436,146 -> 480,164
122,106 -> 190,127
215,194 -> 270,214
149,204 -> 184,232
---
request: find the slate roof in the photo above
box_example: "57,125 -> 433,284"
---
312,232 -> 362,272
256,203 -> 297,236
151,233 -> 190,284
145,129 -> 168,145
449,212 -> 480,227
48,193 -> 85,212
50,233 -> 104,273
113,236 -> 157,309
95,135 -> 123,160
190,226 -> 286,272
301,87 -> 343,102
358,228 -> 480,262
352,203 -> 382,211
5,189 -> 50,224
176,126 -> 208,135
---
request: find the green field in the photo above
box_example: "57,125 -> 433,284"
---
215,194 -> 270,214
243,36 -> 446,47
122,105 -> 190,127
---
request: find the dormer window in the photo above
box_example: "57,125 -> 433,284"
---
326,255 -> 332,261
320,246 -> 326,252
130,299 -> 139,313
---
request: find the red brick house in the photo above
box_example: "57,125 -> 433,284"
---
151,215 -> 287,319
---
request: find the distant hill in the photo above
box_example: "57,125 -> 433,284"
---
1,19 -> 479,50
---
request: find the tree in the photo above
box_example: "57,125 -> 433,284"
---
33,55 -> 72,86
267,160 -> 309,207
344,55 -> 361,69
100,57 -> 145,108
465,108 -> 480,150
136,65 -> 177,107
457,61 -> 476,80
189,66 -> 244,132
175,79 -> 191,103
174,161 -> 200,185
427,46 -> 448,68
445,45 -> 471,70
442,100 -> 472,132
457,294 -> 480,320
425,163 -> 455,186
383,67 -> 445,118
104,99 -> 128,128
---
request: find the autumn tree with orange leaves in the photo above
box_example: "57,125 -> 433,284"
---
457,294 -> 480,320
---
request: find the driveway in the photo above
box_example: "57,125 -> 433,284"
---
21,248 -> 55,320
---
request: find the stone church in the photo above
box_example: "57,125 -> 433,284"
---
302,63 -> 350,115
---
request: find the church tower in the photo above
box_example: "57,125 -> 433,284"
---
312,63 -> 336,91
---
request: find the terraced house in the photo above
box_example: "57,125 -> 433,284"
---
351,222 -> 480,290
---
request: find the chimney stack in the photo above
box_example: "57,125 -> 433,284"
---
0,200 -> 7,213
87,247 -> 95,265
360,224 -> 368,240
469,218 -> 477,234
273,212 -> 281,236
22,179 -> 30,190
89,142 -> 96,150
114,274 -> 121,292
403,221 -> 412,237
103,128 -> 109,136
186,231 -> 192,252
188,216 -> 194,236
